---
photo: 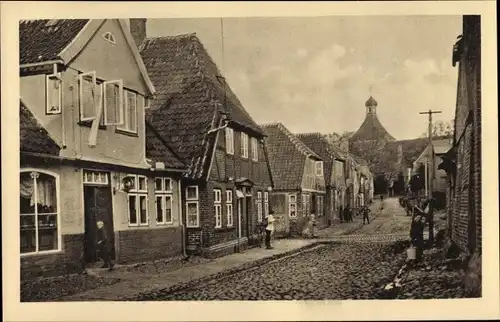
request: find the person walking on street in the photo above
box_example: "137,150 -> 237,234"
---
96,220 -> 114,271
362,205 -> 371,224
264,211 -> 276,249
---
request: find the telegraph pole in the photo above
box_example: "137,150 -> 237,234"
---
419,109 -> 442,245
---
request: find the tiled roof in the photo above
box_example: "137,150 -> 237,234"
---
296,132 -> 342,184
145,122 -> 186,170
261,123 -> 321,191
350,113 -> 396,142
19,19 -> 89,65
140,33 -> 263,179
20,100 -> 60,155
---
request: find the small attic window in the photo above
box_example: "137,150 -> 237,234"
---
103,32 -> 116,44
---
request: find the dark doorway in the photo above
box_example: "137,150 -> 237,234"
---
83,184 -> 115,263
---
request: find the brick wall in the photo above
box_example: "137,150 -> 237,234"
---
117,227 -> 182,264
21,234 -> 84,280
450,15 -> 481,255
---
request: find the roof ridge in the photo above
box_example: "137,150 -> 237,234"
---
145,33 -> 197,41
273,123 -> 321,159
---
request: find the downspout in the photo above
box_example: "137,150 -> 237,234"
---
178,179 -> 188,258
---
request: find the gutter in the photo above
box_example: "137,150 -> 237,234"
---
178,179 -> 188,258
20,59 -> 65,69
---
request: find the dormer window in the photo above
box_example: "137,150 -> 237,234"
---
103,32 -> 116,44
46,73 -> 62,114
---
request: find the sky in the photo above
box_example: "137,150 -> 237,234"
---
147,16 -> 462,140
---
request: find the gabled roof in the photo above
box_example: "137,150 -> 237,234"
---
140,33 -> 263,179
20,100 -> 60,155
296,132 -> 343,184
145,122 -> 186,170
20,19 -> 155,96
19,19 -> 89,65
350,112 -> 396,142
261,123 -> 321,191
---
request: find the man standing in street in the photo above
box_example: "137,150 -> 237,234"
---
96,220 -> 114,271
362,205 -> 371,224
265,210 -> 276,249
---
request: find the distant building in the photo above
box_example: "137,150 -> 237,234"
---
413,139 -> 453,194
261,123 -> 326,236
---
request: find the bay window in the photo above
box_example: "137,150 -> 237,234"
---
20,170 -> 59,254
127,175 -> 148,226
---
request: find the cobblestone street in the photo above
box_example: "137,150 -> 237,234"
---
141,198 -> 426,300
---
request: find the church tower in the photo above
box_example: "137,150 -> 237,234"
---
349,95 -> 396,143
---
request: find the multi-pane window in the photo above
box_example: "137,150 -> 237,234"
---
103,80 -> 124,126
155,178 -> 173,225
117,90 -> 137,133
127,175 -> 148,226
214,189 -> 222,228
302,194 -> 310,217
315,161 -> 324,177
264,191 -> 269,217
20,171 -> 59,254
225,127 -> 234,155
289,194 -> 297,218
185,186 -> 199,227
226,190 -> 233,227
256,191 -> 263,222
240,132 -> 249,158
79,71 -> 97,121
83,170 -> 108,185
251,138 -> 258,161
46,73 -> 62,114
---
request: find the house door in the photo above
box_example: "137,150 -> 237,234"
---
83,184 -> 115,263
245,196 -> 252,239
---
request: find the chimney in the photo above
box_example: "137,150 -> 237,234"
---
129,18 -> 147,47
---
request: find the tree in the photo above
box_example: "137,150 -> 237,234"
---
420,119 -> 454,138
324,131 -> 352,153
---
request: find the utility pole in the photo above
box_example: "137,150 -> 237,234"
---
419,109 -> 442,246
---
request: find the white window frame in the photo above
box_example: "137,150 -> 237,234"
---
214,189 -> 222,228
315,161 -> 324,177
46,73 -> 62,115
155,177 -> 172,193
225,127 -> 234,155
82,170 -> 109,185
241,132 -> 249,159
289,194 -> 297,218
155,177 -> 173,225
127,174 -> 149,226
256,191 -> 263,222
251,138 -> 258,162
186,185 -> 199,201
185,186 -> 199,228
103,31 -> 116,44
117,90 -> 138,133
103,79 -> 124,126
79,71 -> 97,121
20,169 -> 61,255
226,190 -> 233,227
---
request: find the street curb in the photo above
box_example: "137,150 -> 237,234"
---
132,242 -> 325,301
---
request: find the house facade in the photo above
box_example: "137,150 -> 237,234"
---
261,124 -> 326,236
441,15 -> 481,256
136,24 -> 273,258
413,139 -> 453,195
19,19 -> 187,280
297,133 -> 346,226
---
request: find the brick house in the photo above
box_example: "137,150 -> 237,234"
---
261,123 -> 326,236
296,133 -> 347,226
440,15 -> 481,256
19,19 -> 187,280
135,24 -> 273,258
